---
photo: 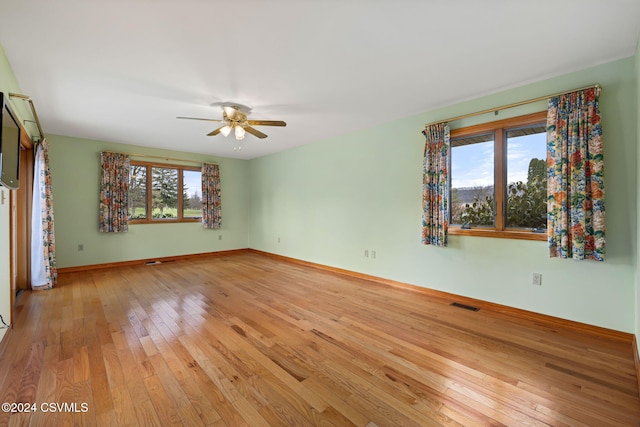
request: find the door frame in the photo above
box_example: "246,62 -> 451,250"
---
9,129 -> 34,324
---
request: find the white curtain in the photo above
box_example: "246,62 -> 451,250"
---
31,140 -> 57,289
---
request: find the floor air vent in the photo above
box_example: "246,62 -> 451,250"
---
450,302 -> 480,312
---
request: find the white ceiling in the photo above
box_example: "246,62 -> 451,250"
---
1,1 -> 639,160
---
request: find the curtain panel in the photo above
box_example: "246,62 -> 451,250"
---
547,87 -> 605,261
99,151 -> 130,232
201,163 -> 221,229
422,123 -> 450,247
31,139 -> 57,290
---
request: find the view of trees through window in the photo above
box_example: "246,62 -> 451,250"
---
450,122 -> 547,230
152,167 -> 179,218
450,134 -> 495,227
128,163 -> 202,221
182,170 -> 203,218
505,129 -> 546,229
129,165 -> 147,220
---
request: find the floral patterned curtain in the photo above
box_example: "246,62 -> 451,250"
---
422,123 -> 450,246
31,139 -> 57,290
201,163 -> 221,229
99,151 -> 130,232
547,87 -> 605,261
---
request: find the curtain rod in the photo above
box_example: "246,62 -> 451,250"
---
103,151 -> 217,165
424,84 -> 601,128
9,93 -> 44,142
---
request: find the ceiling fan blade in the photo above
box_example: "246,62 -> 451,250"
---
246,120 -> 287,127
243,126 -> 268,139
207,126 -> 225,136
176,116 -> 223,123
223,106 -> 242,121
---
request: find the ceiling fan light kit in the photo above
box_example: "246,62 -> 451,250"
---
220,125 -> 232,137
234,125 -> 245,140
177,105 -> 287,145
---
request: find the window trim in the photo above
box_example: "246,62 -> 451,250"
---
128,160 -> 202,224
448,111 -> 548,241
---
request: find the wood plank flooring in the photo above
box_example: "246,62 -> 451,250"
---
0,251 -> 639,426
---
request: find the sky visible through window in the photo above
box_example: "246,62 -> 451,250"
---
452,141 -> 494,189
183,170 -> 201,198
507,133 -> 546,183
452,133 -> 546,189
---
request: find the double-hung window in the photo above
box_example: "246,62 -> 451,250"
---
449,111 -> 547,240
128,161 -> 202,223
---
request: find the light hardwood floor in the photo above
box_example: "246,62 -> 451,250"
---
0,251 -> 639,426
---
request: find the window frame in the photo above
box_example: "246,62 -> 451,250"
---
128,160 -> 202,224
448,111 -> 548,241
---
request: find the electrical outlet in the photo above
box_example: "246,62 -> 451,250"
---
371,250 -> 376,259
364,249 -> 369,258
77,244 -> 84,251
532,273 -> 542,286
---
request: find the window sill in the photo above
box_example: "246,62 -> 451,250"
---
129,218 -> 202,224
449,227 -> 547,241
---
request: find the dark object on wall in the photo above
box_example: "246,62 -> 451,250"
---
0,92 -> 21,190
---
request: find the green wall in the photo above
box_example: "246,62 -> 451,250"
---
248,57 -> 637,332
48,135 -> 249,268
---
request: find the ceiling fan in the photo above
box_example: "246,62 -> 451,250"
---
177,106 -> 286,140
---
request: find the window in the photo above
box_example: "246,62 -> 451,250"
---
128,161 -> 202,223
182,169 -> 203,219
449,111 -> 547,240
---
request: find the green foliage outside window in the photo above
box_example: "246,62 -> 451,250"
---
128,165 -> 147,219
128,162 -> 202,222
459,158 -> 547,229
152,167 -> 179,218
